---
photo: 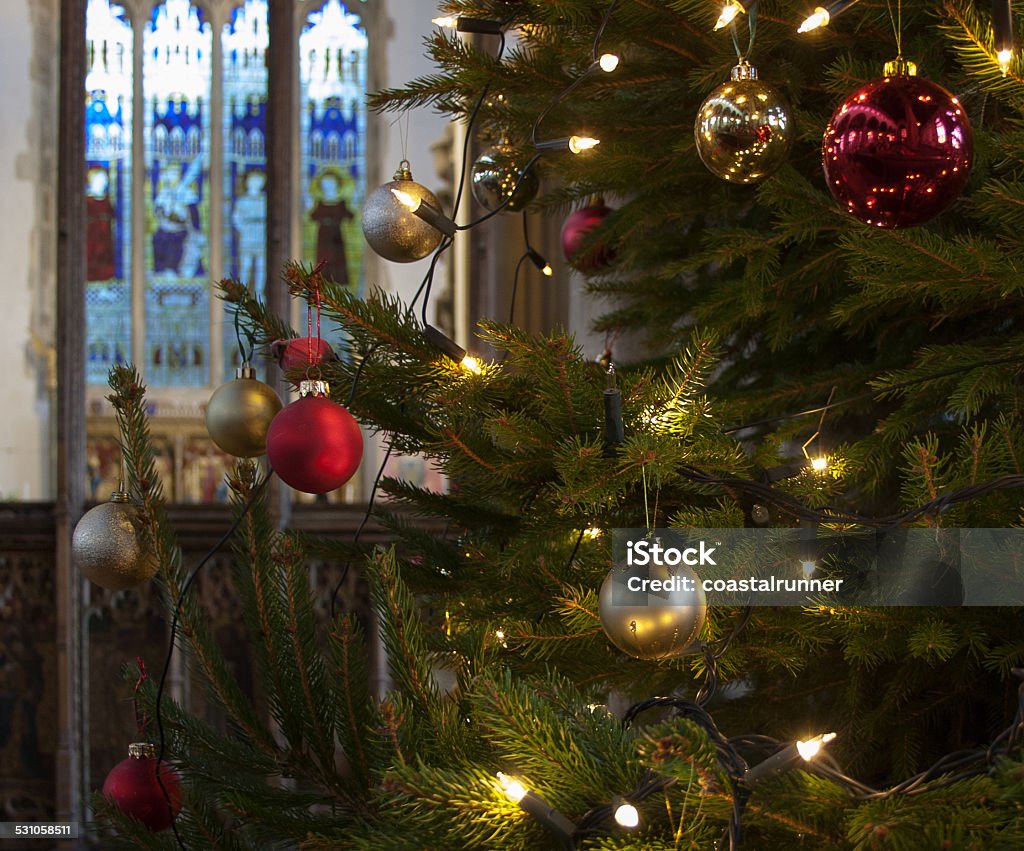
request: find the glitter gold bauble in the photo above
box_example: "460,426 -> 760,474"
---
694,60 -> 793,184
470,144 -> 539,212
73,492 -> 158,591
205,365 -> 283,457
362,161 -> 445,262
822,60 -> 973,229
598,558 -> 706,660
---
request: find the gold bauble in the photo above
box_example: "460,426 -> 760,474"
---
73,492 -> 158,591
598,560 -> 706,660
694,60 -> 793,184
205,365 -> 283,457
361,161 -> 445,262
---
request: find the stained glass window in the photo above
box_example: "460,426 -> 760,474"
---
223,0 -> 268,377
300,0 -> 368,292
85,0 -> 132,385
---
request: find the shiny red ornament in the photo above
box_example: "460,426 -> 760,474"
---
270,337 -> 337,386
102,743 -> 182,832
822,72 -> 972,228
560,202 -> 615,272
266,382 -> 363,494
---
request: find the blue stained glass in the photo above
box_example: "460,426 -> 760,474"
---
143,0 -> 212,387
85,0 -> 132,385
300,0 -> 367,293
223,0 -> 268,377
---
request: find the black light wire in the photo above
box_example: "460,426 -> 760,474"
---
154,470 -> 273,850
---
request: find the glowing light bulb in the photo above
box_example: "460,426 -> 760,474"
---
796,732 -> 836,761
390,188 -> 420,212
714,0 -> 745,31
542,263 -> 554,276
598,53 -> 619,72
583,527 -> 602,540
801,560 -> 817,579
810,456 -> 828,471
495,629 -> 505,641
431,15 -> 458,28
797,6 -> 830,33
497,772 -> 528,803
568,135 -> 600,154
461,355 -> 483,375
998,48 -> 1013,75
613,800 -> 639,829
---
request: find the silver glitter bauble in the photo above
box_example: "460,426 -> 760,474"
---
361,161 -> 445,262
73,491 -> 158,591
470,144 -> 539,213
694,60 -> 793,184
598,559 -> 706,660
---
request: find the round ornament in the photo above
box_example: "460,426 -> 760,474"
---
822,60 -> 973,228
470,143 -> 539,213
598,556 -> 706,660
205,364 -> 282,457
271,336 -> 337,385
694,60 -> 793,184
561,201 -> 615,272
266,380 -> 363,494
362,161 -> 445,262
102,742 -> 182,832
73,491 -> 157,591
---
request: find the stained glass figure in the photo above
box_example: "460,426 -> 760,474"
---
300,1 -> 367,292
85,0 -> 132,385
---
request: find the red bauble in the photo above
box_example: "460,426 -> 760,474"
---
102,743 -> 182,832
560,202 -> 615,272
822,73 -> 972,228
270,337 -> 337,385
266,384 -> 363,494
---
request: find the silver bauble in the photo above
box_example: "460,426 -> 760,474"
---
470,144 -> 539,213
205,365 -> 283,457
361,161 -> 445,262
598,559 -> 706,660
73,492 -> 158,591
694,60 -> 793,184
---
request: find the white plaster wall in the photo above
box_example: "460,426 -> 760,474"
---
0,0 -> 56,500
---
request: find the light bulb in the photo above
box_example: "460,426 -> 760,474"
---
598,52 -> 619,72
583,527 -> 602,540
714,0 -> 745,31
568,135 -> 600,154
390,187 -> 420,212
998,48 -> 1013,74
432,15 -> 457,28
796,732 -> 836,761
801,560 -> 817,579
613,800 -> 639,829
461,355 -> 483,375
542,263 -> 554,276
497,772 -> 528,803
797,6 -> 830,33
810,456 -> 828,471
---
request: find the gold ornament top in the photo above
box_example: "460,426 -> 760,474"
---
128,742 -> 157,759
731,60 -> 758,81
883,56 -> 918,77
393,159 -> 413,181
236,363 -> 256,380
108,489 -> 130,504
299,379 -> 330,398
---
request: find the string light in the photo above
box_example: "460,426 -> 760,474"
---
992,0 -> 1014,75
390,188 -> 458,237
431,15 -> 505,34
612,797 -> 639,829
583,527 -> 602,540
423,324 -> 483,374
797,0 -> 860,33
535,135 -> 601,155
714,0 -> 745,31
744,732 -> 837,785
810,456 -> 828,471
495,773 -> 577,843
598,52 -> 619,72
526,247 -> 554,276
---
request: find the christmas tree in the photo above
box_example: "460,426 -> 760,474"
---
86,1 -> 1024,848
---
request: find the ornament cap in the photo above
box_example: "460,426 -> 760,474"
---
883,56 -> 918,77
299,379 -> 330,398
393,159 -> 413,181
108,489 -> 130,504
235,363 -> 256,380
731,60 -> 758,81
128,742 -> 156,759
